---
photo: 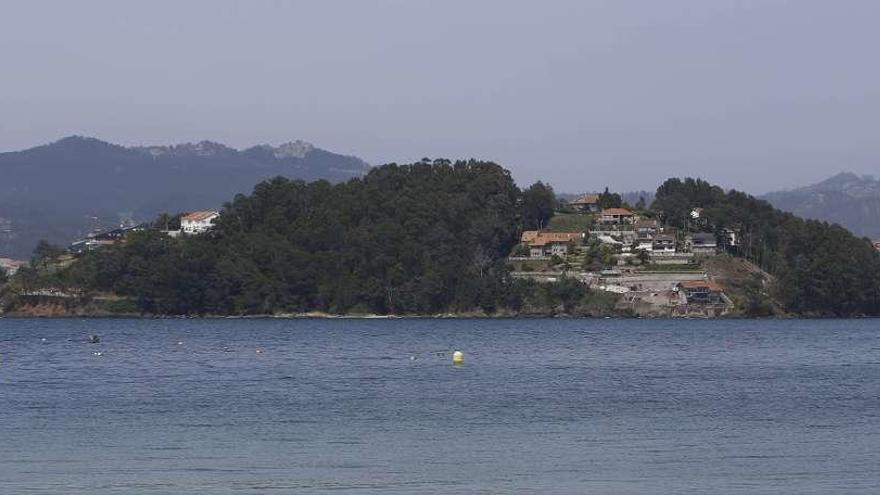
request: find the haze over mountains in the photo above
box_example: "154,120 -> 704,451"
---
762,173 -> 880,239
2,134 -> 878,259
0,136 -> 370,257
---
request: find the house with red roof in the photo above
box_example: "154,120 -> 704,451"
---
569,194 -> 600,213
181,211 -> 220,235
520,230 -> 584,257
677,280 -> 723,304
599,208 -> 635,225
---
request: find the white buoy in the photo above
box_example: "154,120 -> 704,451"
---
452,350 -> 464,365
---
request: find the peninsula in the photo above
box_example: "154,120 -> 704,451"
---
2,159 -> 879,318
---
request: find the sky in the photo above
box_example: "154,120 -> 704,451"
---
1,0 -> 879,194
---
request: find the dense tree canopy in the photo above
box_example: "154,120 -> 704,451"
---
597,187 -> 623,209
8,167 -> 880,318
653,177 -> 880,316
50,160 -> 611,316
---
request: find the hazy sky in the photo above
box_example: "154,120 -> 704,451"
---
2,0 -> 879,193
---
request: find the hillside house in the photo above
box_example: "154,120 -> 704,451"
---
569,194 -> 600,213
689,233 -> 718,255
599,208 -> 634,225
677,280 -> 723,304
69,226 -> 143,253
651,234 -> 676,255
634,219 -> 659,237
181,211 -> 220,235
521,231 -> 584,257
0,257 -> 27,276
635,236 -> 654,253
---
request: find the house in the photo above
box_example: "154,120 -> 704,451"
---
69,226 -> 143,253
634,219 -> 659,237
689,233 -> 718,255
872,240 -> 880,252
651,234 -> 676,255
599,208 -> 635,225
521,231 -> 584,257
677,280 -> 723,304
569,194 -> 600,213
722,228 -> 738,248
635,236 -> 654,253
0,257 -> 28,276
181,211 -> 220,235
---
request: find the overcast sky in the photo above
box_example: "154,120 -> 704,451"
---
2,0 -> 879,193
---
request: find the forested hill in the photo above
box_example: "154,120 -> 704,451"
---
762,172 -> 880,238
0,136 -> 371,258
6,164 -> 880,317
50,160 -> 569,315
655,178 -> 880,316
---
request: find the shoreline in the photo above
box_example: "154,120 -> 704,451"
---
4,311 -> 866,320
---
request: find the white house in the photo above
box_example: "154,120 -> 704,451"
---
181,211 -> 220,235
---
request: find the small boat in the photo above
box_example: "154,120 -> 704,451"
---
88,335 -> 101,344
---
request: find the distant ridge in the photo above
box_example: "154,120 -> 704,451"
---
762,172 -> 880,238
0,136 -> 371,257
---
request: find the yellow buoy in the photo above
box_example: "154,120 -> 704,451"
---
452,350 -> 464,365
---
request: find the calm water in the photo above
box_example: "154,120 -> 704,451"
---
1,318 -> 879,494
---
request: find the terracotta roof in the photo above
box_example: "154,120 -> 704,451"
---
521,231 -> 583,246
569,194 -> 599,205
635,219 -> 659,228
521,230 -> 541,243
601,208 -> 634,216
678,280 -> 722,292
0,258 -> 28,268
182,210 -> 219,222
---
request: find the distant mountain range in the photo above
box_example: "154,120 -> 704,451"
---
0,136 -> 371,258
762,172 -> 880,239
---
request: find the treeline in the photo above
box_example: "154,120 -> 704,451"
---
5,160 -> 616,316
653,178 -> 880,316
7,166 -> 879,317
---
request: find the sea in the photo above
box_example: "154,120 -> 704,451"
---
1,318 -> 878,494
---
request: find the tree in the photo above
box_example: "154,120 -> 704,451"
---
597,187 -> 622,209
742,273 -> 774,317
635,196 -> 647,210
653,176 -> 880,316
521,181 -> 557,230
31,240 -> 65,273
59,159 -> 534,316
582,238 -> 617,272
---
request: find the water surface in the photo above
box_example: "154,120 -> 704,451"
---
1,318 -> 878,494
